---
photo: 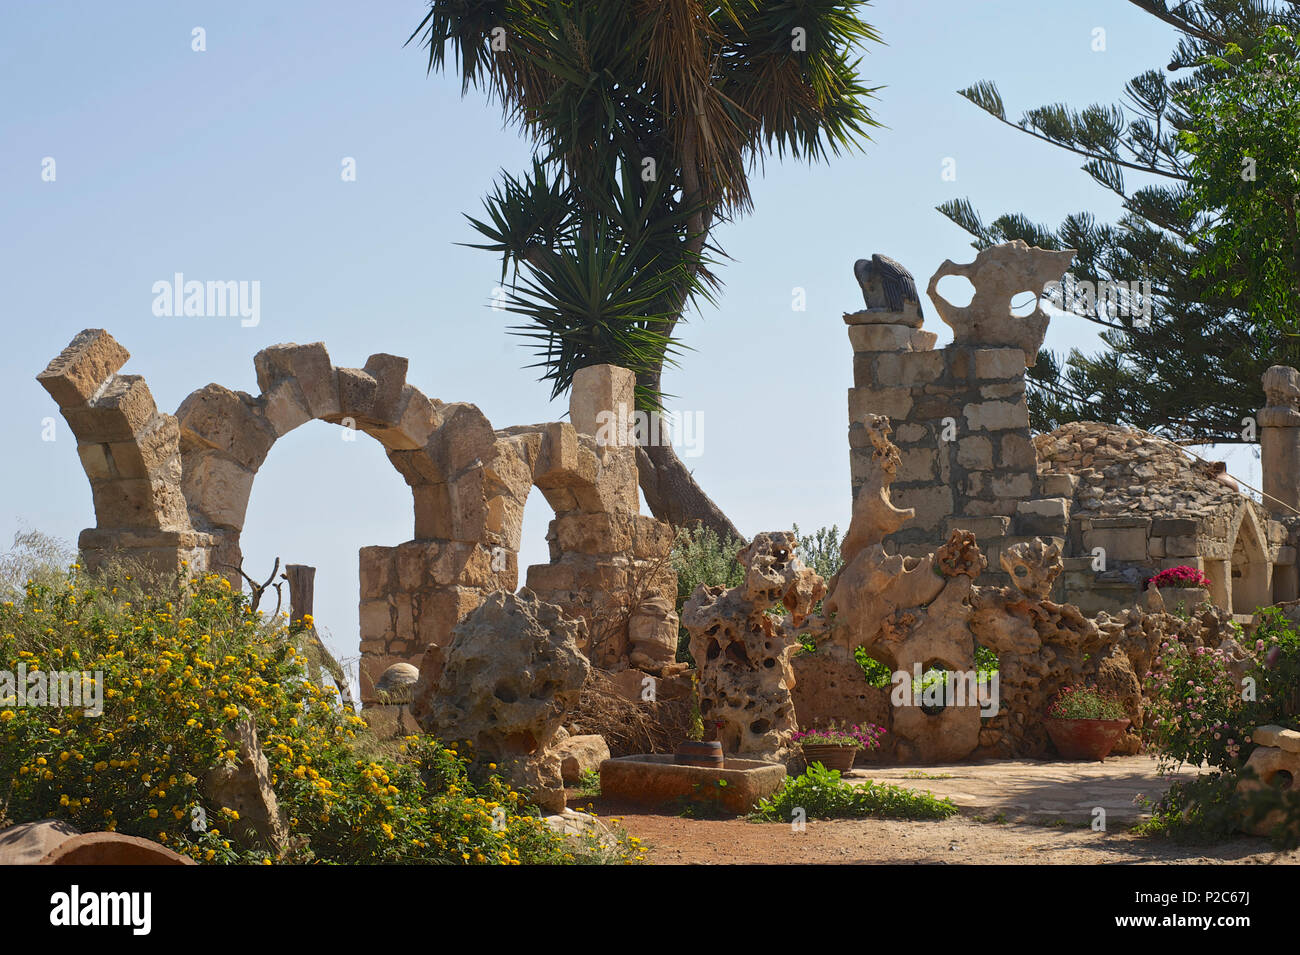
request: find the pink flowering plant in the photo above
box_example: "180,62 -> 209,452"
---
791,720 -> 885,751
1146,565 -> 1211,589
1046,685 -> 1126,721
1145,607 -> 1300,774
1144,640 -> 1251,773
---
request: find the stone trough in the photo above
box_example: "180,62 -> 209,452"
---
599,754 -> 786,814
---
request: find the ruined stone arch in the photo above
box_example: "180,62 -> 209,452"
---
39,332 -> 680,706
176,343 -> 444,579
1228,503 -> 1272,616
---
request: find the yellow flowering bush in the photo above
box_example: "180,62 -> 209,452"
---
0,568 -> 643,865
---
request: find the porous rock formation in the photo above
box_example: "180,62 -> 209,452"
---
682,532 -> 826,762
413,589 -> 590,811
808,413 -> 1247,761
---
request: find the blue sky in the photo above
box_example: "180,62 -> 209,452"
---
0,1 -> 1257,671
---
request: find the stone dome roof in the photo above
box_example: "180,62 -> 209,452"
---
1034,421 -> 1245,520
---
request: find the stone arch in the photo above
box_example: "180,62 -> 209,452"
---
41,334 -> 680,706
177,343 -> 443,577
1229,503 -> 1272,616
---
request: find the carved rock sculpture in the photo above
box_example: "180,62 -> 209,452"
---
682,532 -> 826,763
925,239 -> 1076,365
415,589 -> 591,811
845,254 -> 924,327
999,538 -> 1062,600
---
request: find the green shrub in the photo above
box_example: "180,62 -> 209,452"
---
751,762 -> 959,822
1133,773 -> 1244,844
1145,609 -> 1300,775
0,567 -> 641,865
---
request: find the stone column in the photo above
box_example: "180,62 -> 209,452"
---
1260,365 -> 1300,516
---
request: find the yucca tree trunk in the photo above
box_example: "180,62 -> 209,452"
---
634,368 -> 742,542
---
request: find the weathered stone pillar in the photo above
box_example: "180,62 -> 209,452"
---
1259,365 -> 1300,516
37,329 -> 212,577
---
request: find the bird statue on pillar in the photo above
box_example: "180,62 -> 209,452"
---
848,254 -> 924,328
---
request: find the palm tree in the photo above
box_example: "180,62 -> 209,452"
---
410,0 -> 884,538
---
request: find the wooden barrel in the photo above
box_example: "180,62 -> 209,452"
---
674,740 -> 724,768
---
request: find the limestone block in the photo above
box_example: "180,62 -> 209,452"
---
182,452 -> 255,531
392,386 -> 438,449
957,435 -> 993,470
944,514 -> 1010,540
848,324 -> 937,353
446,467 -> 488,542
388,447 -> 444,487
253,342 -> 339,419
1165,535 -> 1200,557
362,353 -> 409,423
37,329 -> 131,409
1039,472 -> 1077,497
556,734 -> 612,784
175,383 -> 276,471
980,382 -> 1024,400
413,483 -> 453,539
433,403 -> 499,475
1148,536 -> 1166,559
106,415 -> 182,479
894,423 -> 928,444
849,386 -> 913,422
61,375 -> 159,445
260,378 -> 312,437
894,485 -> 953,531
414,586 -> 486,651
335,366 -> 379,422
358,546 -> 396,600
999,432 -> 1037,470
973,347 -> 1025,381
1253,725 -> 1300,753
894,447 -> 937,484
1082,521 -> 1149,563
75,442 -> 113,481
874,349 -> 944,388
569,364 -> 635,444
991,472 -> 1034,499
91,475 -> 190,531
359,599 -> 394,643
963,399 -> 1029,432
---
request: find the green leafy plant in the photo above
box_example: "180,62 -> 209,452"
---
751,762 -> 958,822
1046,685 -> 1127,721
0,566 -> 642,865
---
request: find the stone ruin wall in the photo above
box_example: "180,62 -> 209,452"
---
685,240 -> 1294,765
37,330 -> 679,707
848,244 -> 1300,623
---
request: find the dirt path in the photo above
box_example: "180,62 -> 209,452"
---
590,803 -> 1295,865
581,756 -> 1297,864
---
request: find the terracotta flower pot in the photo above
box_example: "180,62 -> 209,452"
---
1044,717 -> 1131,761
800,743 -> 859,772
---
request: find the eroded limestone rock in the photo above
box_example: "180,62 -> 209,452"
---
926,239 -> 1076,365
415,589 -> 590,811
683,532 -> 826,762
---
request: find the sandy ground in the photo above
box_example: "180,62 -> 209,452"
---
579,756 -> 1298,864
591,805 -> 1295,864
